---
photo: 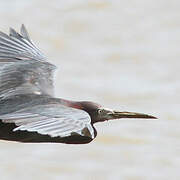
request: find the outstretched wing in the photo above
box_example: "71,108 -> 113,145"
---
0,25 -> 56,99
0,103 -> 95,139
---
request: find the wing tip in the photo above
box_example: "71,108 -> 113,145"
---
20,24 -> 31,41
9,27 -> 22,38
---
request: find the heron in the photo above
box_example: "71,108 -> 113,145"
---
0,25 -> 156,144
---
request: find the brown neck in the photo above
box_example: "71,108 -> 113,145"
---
58,98 -> 83,109
57,99 -> 102,124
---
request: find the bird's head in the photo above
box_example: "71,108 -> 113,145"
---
79,101 -> 157,124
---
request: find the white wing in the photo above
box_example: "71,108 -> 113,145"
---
0,25 -> 56,99
0,103 -> 95,139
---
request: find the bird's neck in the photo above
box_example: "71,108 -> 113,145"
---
58,98 -> 83,109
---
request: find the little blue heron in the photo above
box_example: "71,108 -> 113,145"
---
0,25 -> 156,144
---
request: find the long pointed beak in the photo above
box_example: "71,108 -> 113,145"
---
107,110 -> 157,120
95,108 -> 157,123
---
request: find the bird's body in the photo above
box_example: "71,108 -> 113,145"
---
0,25 -> 156,144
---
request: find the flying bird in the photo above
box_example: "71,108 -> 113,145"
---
0,25 -> 156,144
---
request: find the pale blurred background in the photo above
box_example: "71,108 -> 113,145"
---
0,0 -> 179,180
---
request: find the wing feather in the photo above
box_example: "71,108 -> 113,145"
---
0,104 -> 95,139
20,24 -> 31,41
0,25 -> 56,99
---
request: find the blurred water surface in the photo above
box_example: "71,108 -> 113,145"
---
0,0 -> 179,180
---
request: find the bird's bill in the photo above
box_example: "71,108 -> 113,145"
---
98,108 -> 157,121
108,110 -> 157,120
95,108 -> 157,123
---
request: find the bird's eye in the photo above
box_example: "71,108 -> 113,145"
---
98,109 -> 103,114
